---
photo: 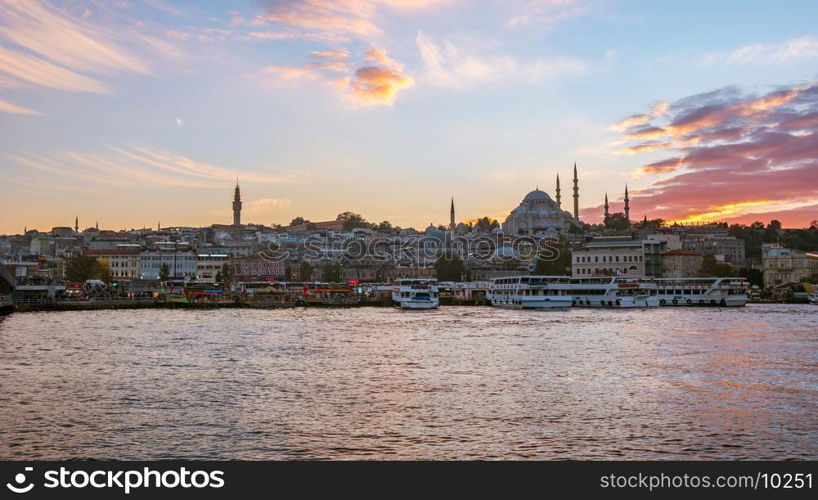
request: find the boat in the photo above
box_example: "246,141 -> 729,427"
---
392,278 -> 440,309
651,277 -> 748,307
553,277 -> 659,308
809,290 -> 818,305
487,275 -> 573,309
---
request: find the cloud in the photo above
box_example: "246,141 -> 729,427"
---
415,31 -> 586,88
0,98 -> 42,116
244,197 -> 293,216
704,36 -> 818,65
4,145 -> 294,190
610,81 -> 818,225
507,0 -> 587,28
0,0 -> 154,93
330,59 -> 414,107
310,50 -> 352,60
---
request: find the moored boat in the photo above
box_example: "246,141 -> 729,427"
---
392,278 -> 440,309
651,277 -> 748,307
487,275 -> 573,309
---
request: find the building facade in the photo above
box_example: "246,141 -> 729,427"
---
139,250 -> 198,279
762,243 -> 818,286
196,253 -> 230,283
661,249 -> 703,278
572,237 -> 645,277
86,248 -> 141,279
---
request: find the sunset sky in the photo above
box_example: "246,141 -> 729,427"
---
2,0 -> 818,234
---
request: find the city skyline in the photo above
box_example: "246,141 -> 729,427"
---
2,0 -> 818,234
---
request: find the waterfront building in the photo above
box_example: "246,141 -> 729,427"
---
682,233 -> 745,265
572,237 -> 644,277
196,253 -> 230,283
86,248 -> 141,279
762,243 -> 818,287
661,249 -> 703,278
232,255 -> 288,281
138,250 -> 198,279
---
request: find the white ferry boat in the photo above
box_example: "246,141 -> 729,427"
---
488,275 -> 573,309
552,277 -> 659,308
652,277 -> 749,307
392,278 -> 440,309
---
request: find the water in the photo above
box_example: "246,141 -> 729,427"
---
0,305 -> 816,460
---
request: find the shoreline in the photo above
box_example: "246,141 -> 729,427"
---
1,299 -> 806,314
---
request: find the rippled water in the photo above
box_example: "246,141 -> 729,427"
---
1,305 -> 817,460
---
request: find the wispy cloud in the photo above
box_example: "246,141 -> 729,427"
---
416,31 -> 586,88
0,0 -> 153,93
4,145 -> 294,190
506,0 -> 587,28
0,98 -> 42,116
704,36 -> 818,65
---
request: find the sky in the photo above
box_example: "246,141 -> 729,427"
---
1,0 -> 818,234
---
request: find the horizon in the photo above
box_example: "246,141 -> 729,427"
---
2,0 -> 818,234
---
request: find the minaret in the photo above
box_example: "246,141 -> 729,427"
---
95,220 -> 98,230
555,174 -> 561,209
74,215 -> 79,232
449,197 -> 455,232
604,193 -> 610,221
624,184 -> 630,224
572,162 -> 579,221
232,180 -> 242,226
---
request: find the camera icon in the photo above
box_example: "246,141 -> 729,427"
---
6,467 -> 34,494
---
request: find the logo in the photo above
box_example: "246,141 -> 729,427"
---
6,467 -> 34,494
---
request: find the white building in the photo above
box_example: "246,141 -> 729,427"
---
572,237 -> 644,277
86,247 -> 141,279
139,250 -> 198,279
196,253 -> 230,283
762,243 -> 818,287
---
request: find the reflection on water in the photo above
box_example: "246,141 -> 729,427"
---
0,305 -> 816,460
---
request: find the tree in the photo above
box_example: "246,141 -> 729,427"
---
604,212 -> 631,231
215,270 -> 223,282
219,263 -> 233,283
534,240 -> 572,275
159,263 -> 171,281
321,263 -> 342,282
336,211 -> 369,230
472,217 -> 500,233
697,254 -> 733,277
290,216 -> 306,226
300,261 -> 313,281
434,250 -> 465,281
763,220 -> 782,243
374,220 -> 393,233
65,254 -> 112,283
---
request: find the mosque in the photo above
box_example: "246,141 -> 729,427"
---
501,163 -> 581,236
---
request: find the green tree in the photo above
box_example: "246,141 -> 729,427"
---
219,263 -> 233,283
604,212 -> 631,231
534,240 -> 572,275
300,261 -> 313,281
697,253 -> 733,277
290,216 -> 306,226
159,263 -> 171,281
215,270 -> 223,282
434,250 -> 465,281
375,220 -> 393,232
336,211 -> 370,230
65,254 -> 112,282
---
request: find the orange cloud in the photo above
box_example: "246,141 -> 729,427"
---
331,65 -> 413,107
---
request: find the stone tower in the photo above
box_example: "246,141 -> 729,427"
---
555,174 -> 561,209
233,180 -> 242,226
